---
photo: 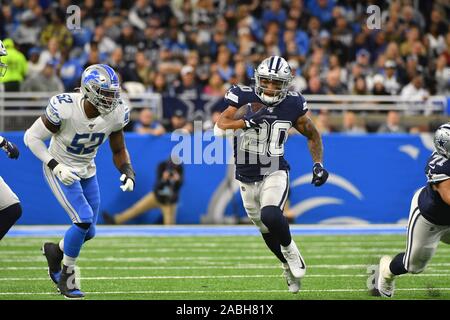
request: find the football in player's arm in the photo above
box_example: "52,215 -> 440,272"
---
23,64 -> 135,299
215,56 -> 328,293
375,123 -> 450,298
0,39 -> 22,240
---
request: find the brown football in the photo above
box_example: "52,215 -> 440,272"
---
233,102 -> 266,120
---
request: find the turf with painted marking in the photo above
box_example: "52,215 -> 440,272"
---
0,235 -> 448,300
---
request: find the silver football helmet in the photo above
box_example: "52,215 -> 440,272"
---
254,56 -> 293,105
80,64 -> 121,115
434,123 -> 450,158
0,40 -> 7,77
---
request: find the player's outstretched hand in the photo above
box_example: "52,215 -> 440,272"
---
120,173 -> 134,192
311,162 -> 329,187
53,163 -> 80,185
0,138 -> 19,159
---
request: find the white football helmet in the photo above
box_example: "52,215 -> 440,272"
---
0,40 -> 7,77
80,64 -> 121,115
254,56 -> 293,105
434,123 -> 450,158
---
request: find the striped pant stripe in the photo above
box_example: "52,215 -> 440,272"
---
403,207 -> 420,270
43,165 -> 80,223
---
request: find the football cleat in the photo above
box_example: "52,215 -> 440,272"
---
42,242 -> 63,284
282,263 -> 301,294
57,265 -> 85,299
281,240 -> 306,278
377,255 -> 396,298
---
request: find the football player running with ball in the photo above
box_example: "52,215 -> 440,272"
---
215,56 -> 328,293
375,124 -> 450,298
24,64 -> 135,299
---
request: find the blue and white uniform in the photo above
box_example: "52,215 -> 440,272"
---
42,92 -> 129,224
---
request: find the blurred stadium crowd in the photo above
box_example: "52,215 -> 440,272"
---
0,0 -> 449,133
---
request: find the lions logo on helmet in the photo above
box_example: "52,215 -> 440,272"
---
434,123 -> 450,158
0,40 -> 8,77
254,56 -> 293,105
80,64 -> 121,115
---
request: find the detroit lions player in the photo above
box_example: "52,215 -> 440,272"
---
215,56 -> 328,293
0,39 -> 22,240
24,64 -> 135,299
376,123 -> 450,298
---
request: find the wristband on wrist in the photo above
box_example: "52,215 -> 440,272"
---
120,163 -> 135,182
47,159 -> 59,171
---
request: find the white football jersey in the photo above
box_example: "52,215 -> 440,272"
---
45,92 -> 130,179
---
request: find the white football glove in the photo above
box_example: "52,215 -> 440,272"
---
120,174 -> 134,192
53,164 -> 80,186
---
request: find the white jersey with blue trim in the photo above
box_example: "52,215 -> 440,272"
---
45,92 -> 130,179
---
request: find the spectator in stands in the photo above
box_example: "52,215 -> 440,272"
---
38,37 -> 61,68
133,108 -> 165,136
128,0 -> 153,31
303,76 -> 325,95
0,38 -> 27,92
175,65 -> 203,97
377,111 -> 407,134
352,76 -> 368,95
165,109 -> 193,134
435,54 -> 450,95
262,0 -> 287,27
26,47 -> 44,78
341,111 -> 367,134
12,10 -> 41,55
203,72 -> 227,97
325,69 -> 347,94
314,110 -> 334,134
84,25 -> 116,57
383,60 -> 401,95
102,157 -> 183,225
21,61 -> 64,93
372,74 -> 389,95
401,73 -> 429,105
40,7 -> 73,53
150,72 -> 174,96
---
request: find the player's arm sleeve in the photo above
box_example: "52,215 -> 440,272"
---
294,93 -> 309,120
23,117 -> 54,165
223,85 -> 241,108
113,101 -> 131,132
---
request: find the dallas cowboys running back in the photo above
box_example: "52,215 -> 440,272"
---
24,64 -> 135,299
0,39 -> 22,240
215,56 -> 328,293
376,123 -> 450,298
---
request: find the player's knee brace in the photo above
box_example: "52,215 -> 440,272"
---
74,222 -> 92,230
260,206 -> 284,229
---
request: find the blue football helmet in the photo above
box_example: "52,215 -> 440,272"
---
434,123 -> 450,158
80,64 -> 121,115
254,56 -> 293,105
0,40 -> 7,77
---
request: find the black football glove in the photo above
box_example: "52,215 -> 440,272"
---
311,162 -> 328,187
0,138 -> 19,159
243,107 -> 267,130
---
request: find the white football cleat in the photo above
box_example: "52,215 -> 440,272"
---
282,263 -> 301,293
377,255 -> 395,298
281,240 -> 306,278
